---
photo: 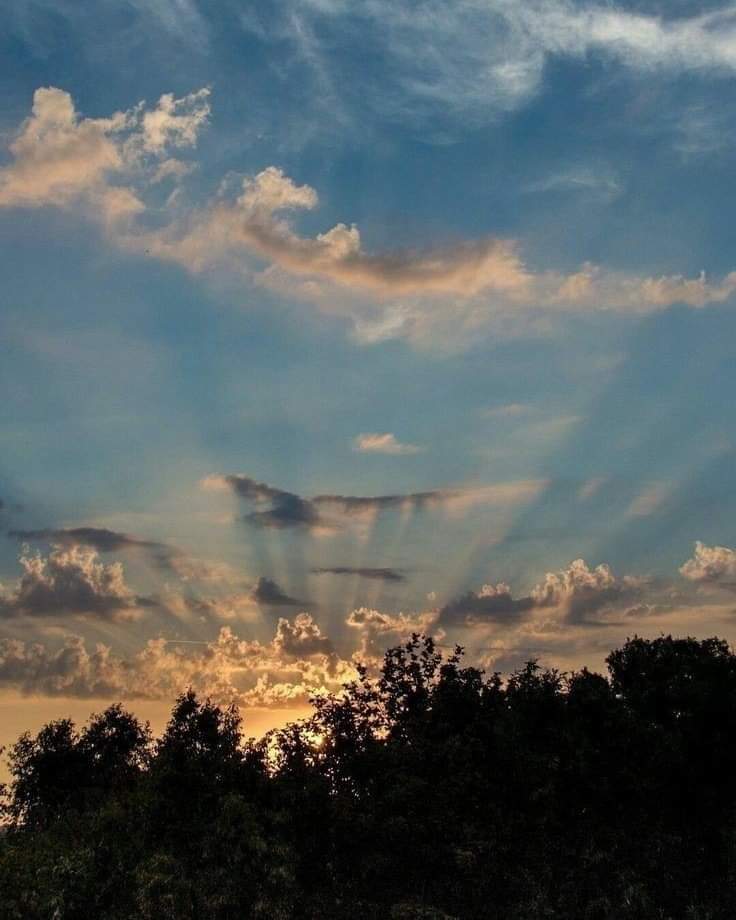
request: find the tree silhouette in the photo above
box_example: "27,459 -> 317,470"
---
3,634 -> 736,918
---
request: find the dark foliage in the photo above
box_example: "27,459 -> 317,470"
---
3,634 -> 736,918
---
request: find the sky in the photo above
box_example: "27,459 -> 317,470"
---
2,0 -> 736,746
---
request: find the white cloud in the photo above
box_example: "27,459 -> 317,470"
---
271,1 -> 736,128
140,89 -> 210,152
352,432 -> 422,455
680,541 -> 736,584
0,87 -> 141,220
0,86 -> 209,223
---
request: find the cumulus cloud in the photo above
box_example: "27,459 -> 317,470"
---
680,541 -> 736,586
0,545 -> 148,620
0,614 -> 353,707
273,612 -> 334,657
312,566 -> 406,582
140,88 -> 210,152
7,525 -> 228,583
439,581 -> 538,628
440,558 -> 643,629
531,558 -> 643,625
346,606 -> 440,662
0,86 -> 208,222
352,432 -> 422,455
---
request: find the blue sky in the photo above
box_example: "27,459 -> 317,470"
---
2,0 -> 736,734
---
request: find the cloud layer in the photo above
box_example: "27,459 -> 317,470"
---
0,540 -> 734,705
0,614 -> 351,707
3,87 -> 736,350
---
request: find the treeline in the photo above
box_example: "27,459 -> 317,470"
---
3,634 -> 736,918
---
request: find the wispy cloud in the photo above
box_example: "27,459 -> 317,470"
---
352,432 -> 422,455
260,1 -> 736,128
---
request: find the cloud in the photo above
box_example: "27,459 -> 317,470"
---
680,541 -> 736,585
346,606 -> 440,661
4,88 -> 736,351
482,403 -> 535,418
439,581 -> 538,628
0,86 -> 209,223
140,89 -> 210,153
273,612 -> 333,657
352,432 -> 422,455
0,615 -> 353,707
171,591 -> 259,623
275,1 -> 736,127
205,472 -> 545,534
7,525 -> 208,580
532,559 -> 643,625
251,576 -> 305,607
205,473 -> 448,531
312,566 -> 406,582
141,163 -> 736,349
0,87 -> 141,220
0,545 -> 148,620
8,526 -> 163,554
625,482 -> 670,518
440,558 -> 643,629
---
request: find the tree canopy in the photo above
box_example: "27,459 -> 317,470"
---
3,634 -> 736,919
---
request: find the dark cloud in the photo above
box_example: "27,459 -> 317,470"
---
9,526 -> 162,554
273,612 -> 334,658
312,566 -> 406,582
439,561 -> 645,630
216,474 -> 447,531
251,576 -> 305,607
439,585 -> 538,628
0,545 -> 151,620
312,491 -> 445,513
8,526 -> 184,575
246,495 -> 320,530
